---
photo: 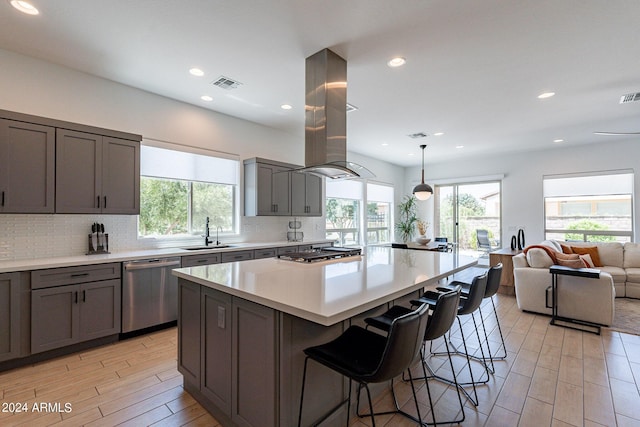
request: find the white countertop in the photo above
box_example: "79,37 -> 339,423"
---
172,246 -> 477,326
0,239 -> 333,273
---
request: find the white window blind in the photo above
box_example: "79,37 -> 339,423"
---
543,171 -> 633,197
326,180 -> 363,199
367,183 -> 394,202
141,145 -> 238,185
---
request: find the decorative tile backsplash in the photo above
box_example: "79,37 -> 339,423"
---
0,214 -> 326,261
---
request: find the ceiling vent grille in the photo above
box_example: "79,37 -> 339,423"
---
408,132 -> 428,139
211,76 -> 242,90
620,92 -> 640,104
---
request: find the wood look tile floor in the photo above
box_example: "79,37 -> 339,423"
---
1,290 -> 640,426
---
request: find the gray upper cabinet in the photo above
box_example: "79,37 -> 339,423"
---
244,158 -> 294,216
0,119 -> 55,213
56,130 -> 140,214
291,171 -> 322,216
0,273 -> 20,362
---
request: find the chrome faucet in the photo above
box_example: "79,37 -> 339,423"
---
216,226 -> 223,246
204,217 -> 213,246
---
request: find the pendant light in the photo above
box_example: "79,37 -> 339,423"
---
413,144 -> 433,200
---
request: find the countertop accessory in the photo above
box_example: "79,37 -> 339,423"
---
87,222 -> 110,255
287,217 -> 303,242
278,246 -> 361,262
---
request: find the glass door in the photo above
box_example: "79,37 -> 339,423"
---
435,181 -> 502,259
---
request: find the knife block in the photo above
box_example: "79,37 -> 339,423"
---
87,233 -> 110,255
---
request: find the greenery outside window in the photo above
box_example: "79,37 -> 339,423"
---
543,171 -> 633,242
138,144 -> 239,239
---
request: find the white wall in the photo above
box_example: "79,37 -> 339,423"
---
406,140 -> 640,245
0,48 -> 334,260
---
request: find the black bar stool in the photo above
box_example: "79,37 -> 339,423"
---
413,273 -> 490,406
439,263 -> 506,373
297,303 -> 430,427
364,286 -> 465,425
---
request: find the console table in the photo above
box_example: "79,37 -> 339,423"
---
548,265 -> 602,334
489,248 -> 522,295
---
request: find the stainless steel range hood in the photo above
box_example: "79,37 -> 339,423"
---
297,48 -> 374,180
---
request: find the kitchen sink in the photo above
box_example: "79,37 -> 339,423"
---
181,245 -> 233,250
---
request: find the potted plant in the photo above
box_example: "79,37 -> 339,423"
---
396,195 -> 418,243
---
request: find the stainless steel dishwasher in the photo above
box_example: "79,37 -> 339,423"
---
122,257 -> 182,333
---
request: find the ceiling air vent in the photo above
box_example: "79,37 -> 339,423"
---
620,92 -> 640,104
408,132 -> 428,139
211,76 -> 242,90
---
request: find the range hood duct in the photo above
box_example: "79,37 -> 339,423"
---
298,48 -> 374,180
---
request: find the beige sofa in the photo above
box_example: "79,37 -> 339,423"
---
513,240 -> 617,326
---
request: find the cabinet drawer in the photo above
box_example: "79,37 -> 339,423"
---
277,246 -> 299,255
221,251 -> 254,263
31,263 -> 121,289
297,245 -> 313,252
182,253 -> 221,267
254,249 -> 276,259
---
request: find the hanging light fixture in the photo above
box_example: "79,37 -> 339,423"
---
413,144 -> 433,200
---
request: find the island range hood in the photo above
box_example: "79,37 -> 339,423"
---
297,48 -> 374,180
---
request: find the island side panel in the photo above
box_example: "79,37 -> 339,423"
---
279,313 -> 347,427
178,279 -> 201,386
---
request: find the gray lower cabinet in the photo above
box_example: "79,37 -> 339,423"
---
55,129 -> 140,214
291,172 -> 323,216
221,251 -> 254,263
0,119 -> 55,213
0,273 -> 21,362
254,248 -> 277,259
178,281 -> 277,427
182,253 -> 221,267
31,264 -> 121,354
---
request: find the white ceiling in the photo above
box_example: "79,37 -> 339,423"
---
1,0 -> 640,167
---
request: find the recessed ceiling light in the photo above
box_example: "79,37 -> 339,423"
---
433,132 -> 444,136
200,95 -> 213,102
280,104 -> 292,110
10,0 -> 39,15
553,139 -> 564,143
408,153 -> 415,156
456,145 -> 464,149
189,68 -> 205,77
381,143 -> 389,146
538,91 -> 555,99
387,57 -> 406,68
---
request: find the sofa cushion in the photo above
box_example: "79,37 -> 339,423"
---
625,267 -> 640,284
558,242 -> 573,254
579,254 -> 594,268
526,248 -> 554,268
570,246 -> 602,267
568,242 -> 623,267
599,266 -> 626,284
557,257 -> 586,268
623,242 -> 640,268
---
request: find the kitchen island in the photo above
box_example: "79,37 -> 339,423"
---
172,246 -> 476,427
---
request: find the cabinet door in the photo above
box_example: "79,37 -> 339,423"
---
0,273 -> 20,362
292,172 -> 323,216
55,129 -> 102,213
0,119 -> 55,213
178,279 -> 201,386
202,288 -> 233,414
31,284 -> 80,354
79,279 -> 121,340
305,173 -> 323,216
256,163 -> 275,215
232,298 -> 276,427
271,166 -> 291,216
102,137 -> 140,214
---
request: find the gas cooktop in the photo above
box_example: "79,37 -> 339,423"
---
277,247 -> 362,263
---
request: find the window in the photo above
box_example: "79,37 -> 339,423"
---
325,180 -> 362,246
367,183 -> 394,244
544,171 -> 633,242
325,180 -> 394,246
138,144 -> 239,238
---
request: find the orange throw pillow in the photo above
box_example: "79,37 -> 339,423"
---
559,242 -> 573,254
570,246 -> 602,267
557,258 -> 586,269
555,252 -> 580,262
